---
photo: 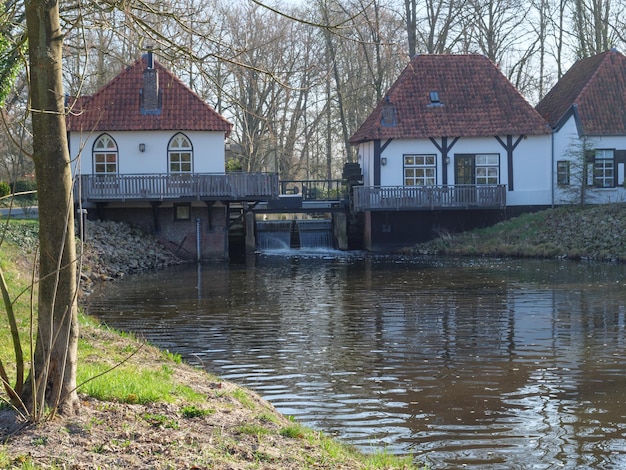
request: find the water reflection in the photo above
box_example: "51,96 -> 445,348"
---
87,253 -> 626,468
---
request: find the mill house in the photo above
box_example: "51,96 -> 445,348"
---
349,50 -> 626,251
67,49 -> 626,257
67,52 -> 277,260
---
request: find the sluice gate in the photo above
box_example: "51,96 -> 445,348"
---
256,219 -> 334,250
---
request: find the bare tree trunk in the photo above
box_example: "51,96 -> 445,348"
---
320,1 -> 353,164
24,0 -> 80,417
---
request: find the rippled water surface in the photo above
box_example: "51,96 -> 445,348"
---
87,252 -> 626,468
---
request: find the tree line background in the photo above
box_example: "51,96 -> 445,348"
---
2,0 -> 625,185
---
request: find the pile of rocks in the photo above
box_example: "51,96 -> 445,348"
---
79,220 -> 183,295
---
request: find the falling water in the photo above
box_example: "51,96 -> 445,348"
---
256,219 -> 333,250
255,220 -> 292,250
297,220 -> 333,249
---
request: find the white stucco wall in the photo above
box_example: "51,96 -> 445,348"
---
359,134 -> 552,206
506,134 -> 552,206
69,130 -> 226,176
552,115 -> 626,205
356,141 -> 375,186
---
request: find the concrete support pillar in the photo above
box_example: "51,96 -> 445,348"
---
333,211 -> 348,250
245,211 -> 256,253
364,211 -> 372,251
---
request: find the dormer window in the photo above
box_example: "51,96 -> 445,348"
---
381,96 -> 397,127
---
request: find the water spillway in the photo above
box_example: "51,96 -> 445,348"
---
296,220 -> 333,249
255,220 -> 292,250
256,219 -> 333,251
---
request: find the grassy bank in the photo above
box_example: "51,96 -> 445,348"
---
409,204 -> 626,262
0,220 -> 420,469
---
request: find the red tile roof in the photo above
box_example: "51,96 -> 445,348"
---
349,54 -> 550,144
66,56 -> 232,134
535,49 -> 626,135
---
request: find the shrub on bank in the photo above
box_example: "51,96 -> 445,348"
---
0,181 -> 10,198
410,204 -> 626,262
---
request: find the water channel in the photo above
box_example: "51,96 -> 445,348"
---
86,251 -> 626,469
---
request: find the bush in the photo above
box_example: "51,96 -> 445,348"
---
10,180 -> 37,203
0,181 -> 9,198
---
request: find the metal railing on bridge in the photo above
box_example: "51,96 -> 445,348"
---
75,173 -> 279,202
352,185 -> 506,211
279,179 -> 346,201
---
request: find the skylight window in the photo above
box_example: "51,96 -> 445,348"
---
428,91 -> 444,108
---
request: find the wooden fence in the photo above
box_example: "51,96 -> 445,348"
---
75,173 -> 279,202
352,185 -> 506,211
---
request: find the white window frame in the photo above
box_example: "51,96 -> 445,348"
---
404,154 -> 436,186
168,133 -> 193,174
93,134 -> 118,175
593,149 -> 615,188
475,154 -> 499,185
557,160 -> 570,186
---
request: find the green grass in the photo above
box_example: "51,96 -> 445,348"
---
0,219 -> 39,253
257,411 -> 280,424
0,449 -> 66,470
77,362 -> 203,404
423,203 -> 626,263
236,423 -> 271,436
141,412 -> 179,429
231,387 -> 256,409
181,404 -> 214,418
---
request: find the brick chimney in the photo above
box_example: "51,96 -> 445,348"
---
141,48 -> 161,114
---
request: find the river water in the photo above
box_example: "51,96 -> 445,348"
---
86,251 -> 626,469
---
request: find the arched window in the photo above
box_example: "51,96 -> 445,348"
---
168,133 -> 193,173
93,134 -> 118,174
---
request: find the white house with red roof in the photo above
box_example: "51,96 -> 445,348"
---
349,54 -> 553,250
67,51 -> 277,260
67,51 -> 232,176
66,49 -> 626,254
536,49 -> 626,205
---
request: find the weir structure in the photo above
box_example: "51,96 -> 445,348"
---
74,164 -> 364,261
229,164 -> 364,256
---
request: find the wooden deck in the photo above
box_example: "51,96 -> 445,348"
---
352,185 -> 506,211
75,173 -> 279,202
74,174 -> 505,212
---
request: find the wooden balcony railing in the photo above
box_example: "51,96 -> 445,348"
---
75,173 -> 279,202
352,185 -> 506,211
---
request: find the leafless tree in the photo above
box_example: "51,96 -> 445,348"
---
571,0 -> 618,57
403,0 -> 467,56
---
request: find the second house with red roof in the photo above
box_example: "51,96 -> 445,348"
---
351,49 -> 626,250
